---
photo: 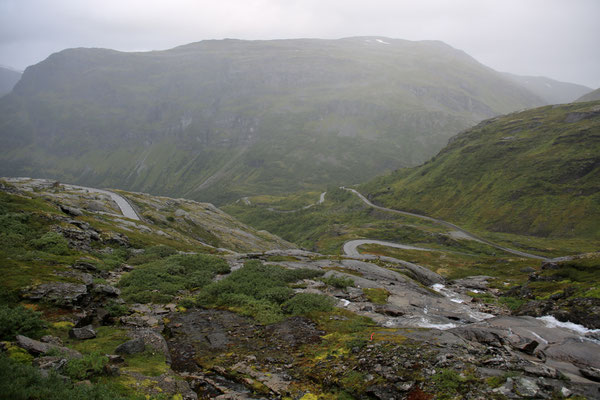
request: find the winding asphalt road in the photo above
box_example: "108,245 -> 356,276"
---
343,239 -> 433,257
343,188 -> 549,261
266,192 -> 327,213
64,184 -> 140,220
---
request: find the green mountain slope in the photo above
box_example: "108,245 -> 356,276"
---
0,66 -> 21,97
577,88 -> 600,102
502,72 -> 592,104
360,101 -> 600,239
0,37 -> 544,204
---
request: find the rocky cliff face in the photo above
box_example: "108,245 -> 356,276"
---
0,37 -> 545,204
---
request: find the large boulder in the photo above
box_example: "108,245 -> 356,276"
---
115,338 -> 145,355
69,325 -> 97,340
16,335 -> 82,359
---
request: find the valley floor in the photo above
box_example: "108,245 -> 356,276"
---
1,178 -> 599,399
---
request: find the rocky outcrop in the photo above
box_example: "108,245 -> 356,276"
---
22,282 -> 88,307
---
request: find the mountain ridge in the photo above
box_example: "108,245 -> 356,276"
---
0,37 -> 545,204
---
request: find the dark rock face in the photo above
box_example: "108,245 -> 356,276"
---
518,297 -> 600,329
580,367 -> 600,382
115,338 -> 145,355
69,325 -> 97,340
73,260 -> 98,271
23,282 -> 88,307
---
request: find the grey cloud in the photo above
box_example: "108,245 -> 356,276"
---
0,0 -> 598,87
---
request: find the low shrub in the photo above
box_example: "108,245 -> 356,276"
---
282,293 -> 335,315
29,232 -> 71,255
0,353 -> 128,400
196,260 -> 327,323
119,253 -> 229,303
0,305 -> 47,340
320,275 -> 355,289
127,245 -> 177,265
63,352 -> 108,380
104,300 -> 129,318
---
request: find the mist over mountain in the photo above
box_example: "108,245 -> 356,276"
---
502,72 -> 592,104
0,37 -> 545,203
577,87 -> 600,102
0,66 -> 21,97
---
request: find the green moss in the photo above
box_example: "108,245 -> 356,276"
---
68,326 -> 130,355
4,342 -> 34,364
363,288 -> 390,305
122,350 -> 169,377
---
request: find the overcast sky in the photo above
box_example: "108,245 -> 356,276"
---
1,0 -> 598,88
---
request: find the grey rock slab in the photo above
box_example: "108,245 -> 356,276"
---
515,377 -> 540,397
59,205 -> 83,216
16,335 -> 82,359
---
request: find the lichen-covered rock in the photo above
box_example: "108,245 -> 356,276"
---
93,284 -> 121,297
23,282 -> 88,307
69,325 -> 97,340
115,338 -> 145,355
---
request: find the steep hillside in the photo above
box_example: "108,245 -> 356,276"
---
502,72 -> 591,104
0,37 -> 544,204
577,87 -> 600,102
0,177 -> 293,253
361,101 -> 600,239
0,66 -> 21,97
